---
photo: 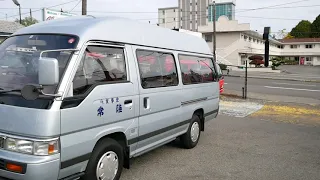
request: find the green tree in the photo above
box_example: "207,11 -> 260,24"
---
310,15 -> 320,38
290,20 -> 311,38
284,33 -> 294,39
15,16 -> 38,27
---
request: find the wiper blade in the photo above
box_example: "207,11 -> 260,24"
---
0,89 -> 21,94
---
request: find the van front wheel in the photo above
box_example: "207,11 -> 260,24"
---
82,138 -> 124,180
180,115 -> 201,149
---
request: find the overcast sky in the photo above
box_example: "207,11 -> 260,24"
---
0,0 -> 319,34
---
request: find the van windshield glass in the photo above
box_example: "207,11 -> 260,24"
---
0,34 -> 78,94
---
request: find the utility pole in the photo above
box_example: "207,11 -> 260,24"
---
212,1 -> 216,62
30,9 -> 32,19
82,0 -> 87,15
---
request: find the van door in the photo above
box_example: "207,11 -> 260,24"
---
58,44 -> 139,178
132,47 -> 183,154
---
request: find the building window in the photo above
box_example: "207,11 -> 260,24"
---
244,35 -> 248,41
181,17 -> 183,21
190,21 -> 192,23
278,45 -> 284,49
290,45 -> 298,49
179,55 -> 217,84
196,2 -> 197,5
136,50 -> 179,89
173,9 -> 175,12
72,46 -> 127,96
204,34 -> 212,42
162,10 -> 165,15
173,18 -> 176,21
181,9 -> 183,12
190,2 -> 192,5
306,57 -> 312,61
162,19 -> 165,23
190,12 -> 192,14
305,44 -> 313,49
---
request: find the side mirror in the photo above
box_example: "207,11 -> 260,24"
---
38,57 -> 59,85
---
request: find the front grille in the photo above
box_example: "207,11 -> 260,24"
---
0,137 -> 4,149
0,159 -> 4,170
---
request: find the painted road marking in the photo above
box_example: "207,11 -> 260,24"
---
264,86 -> 320,92
219,101 -> 264,118
272,82 -> 317,87
224,83 -> 228,85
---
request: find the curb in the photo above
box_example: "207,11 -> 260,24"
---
224,74 -> 320,83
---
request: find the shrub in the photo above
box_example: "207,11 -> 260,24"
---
219,64 -> 227,70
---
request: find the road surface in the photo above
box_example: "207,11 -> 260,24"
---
121,114 -> 320,180
224,76 -> 320,100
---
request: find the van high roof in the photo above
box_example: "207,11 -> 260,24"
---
13,16 -> 212,55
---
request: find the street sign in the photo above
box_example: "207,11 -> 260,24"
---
42,8 -> 77,21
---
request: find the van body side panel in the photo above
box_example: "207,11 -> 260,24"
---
59,83 -> 138,179
180,83 -> 219,124
0,104 -> 60,138
58,44 -> 140,179
130,46 -> 183,155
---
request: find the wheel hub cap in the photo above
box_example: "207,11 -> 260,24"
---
96,151 -> 119,180
191,122 -> 200,142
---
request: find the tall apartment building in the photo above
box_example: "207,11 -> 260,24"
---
158,0 -> 236,31
158,7 -> 179,30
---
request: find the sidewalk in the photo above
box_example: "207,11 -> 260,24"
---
222,89 -> 320,106
222,70 -> 320,83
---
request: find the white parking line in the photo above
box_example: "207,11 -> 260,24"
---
264,86 -> 320,92
272,82 -> 317,87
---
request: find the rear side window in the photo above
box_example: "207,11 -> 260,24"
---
179,55 -> 216,84
136,50 -> 179,88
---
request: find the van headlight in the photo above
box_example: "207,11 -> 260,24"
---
5,137 -> 59,156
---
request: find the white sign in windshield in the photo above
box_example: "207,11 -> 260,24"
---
42,8 -> 77,21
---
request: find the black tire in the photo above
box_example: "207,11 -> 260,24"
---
81,138 -> 124,180
180,114 -> 201,149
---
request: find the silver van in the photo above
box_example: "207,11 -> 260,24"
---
0,16 -> 220,180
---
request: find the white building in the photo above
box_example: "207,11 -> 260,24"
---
158,7 -> 179,30
198,16 -> 320,66
159,0 -> 236,31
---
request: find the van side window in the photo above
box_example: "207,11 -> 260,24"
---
136,50 -> 178,89
72,46 -> 127,95
179,55 -> 217,84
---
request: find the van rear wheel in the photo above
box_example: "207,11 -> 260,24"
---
180,115 -> 201,149
82,138 -> 124,180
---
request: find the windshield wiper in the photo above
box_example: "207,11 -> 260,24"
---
0,89 -> 21,94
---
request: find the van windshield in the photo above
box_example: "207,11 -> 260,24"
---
0,34 -> 78,94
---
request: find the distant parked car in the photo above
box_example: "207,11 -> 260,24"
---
215,63 -> 224,93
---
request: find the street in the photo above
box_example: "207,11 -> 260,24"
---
121,114 -> 320,180
224,76 -> 320,100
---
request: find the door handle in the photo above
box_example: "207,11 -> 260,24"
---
143,97 -> 150,109
124,100 -> 132,105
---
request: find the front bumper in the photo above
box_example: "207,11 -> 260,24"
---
0,149 -> 60,180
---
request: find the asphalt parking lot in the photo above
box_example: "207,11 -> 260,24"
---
121,114 -> 320,180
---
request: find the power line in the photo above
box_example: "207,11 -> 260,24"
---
70,0 -> 81,12
59,4 -> 320,14
0,0 -> 79,20
235,0 -> 313,13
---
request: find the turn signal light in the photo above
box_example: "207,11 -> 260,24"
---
6,163 -> 23,173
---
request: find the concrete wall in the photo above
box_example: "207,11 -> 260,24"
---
204,31 -> 240,50
313,57 -> 320,66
